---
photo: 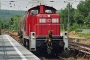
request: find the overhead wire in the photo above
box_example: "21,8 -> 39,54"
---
1,0 -> 84,10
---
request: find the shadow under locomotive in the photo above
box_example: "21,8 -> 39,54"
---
36,36 -> 64,56
22,31 -> 65,57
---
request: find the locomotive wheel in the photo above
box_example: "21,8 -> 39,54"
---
23,38 -> 26,47
21,38 -> 29,49
26,40 -> 29,49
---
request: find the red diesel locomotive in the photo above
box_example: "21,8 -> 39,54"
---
18,5 -> 68,56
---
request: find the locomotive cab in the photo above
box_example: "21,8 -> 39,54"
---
18,5 -> 68,56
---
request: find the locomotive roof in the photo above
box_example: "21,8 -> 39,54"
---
28,5 -> 56,11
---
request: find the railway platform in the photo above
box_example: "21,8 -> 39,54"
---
0,35 -> 40,60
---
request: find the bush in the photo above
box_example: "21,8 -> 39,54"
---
68,23 -> 79,32
75,29 -> 82,32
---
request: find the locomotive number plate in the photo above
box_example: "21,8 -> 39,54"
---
46,19 -> 52,23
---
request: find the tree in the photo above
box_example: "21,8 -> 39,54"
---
77,0 -> 90,17
0,18 -> 3,28
58,0 -> 90,31
77,0 -> 90,28
85,12 -> 90,23
59,3 -> 75,30
74,10 -> 84,24
8,15 -> 21,31
59,9 -> 68,30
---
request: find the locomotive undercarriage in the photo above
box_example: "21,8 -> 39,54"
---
18,30 -> 66,57
22,36 -> 65,56
19,30 -> 65,56
36,38 -> 65,56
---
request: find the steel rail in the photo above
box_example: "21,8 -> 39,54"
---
69,42 -> 90,60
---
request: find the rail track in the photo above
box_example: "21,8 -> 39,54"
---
9,34 -> 90,60
1,30 -> 90,60
40,38 -> 90,60
40,57 -> 66,60
69,42 -> 90,59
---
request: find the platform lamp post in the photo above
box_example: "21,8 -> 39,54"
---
64,1 -> 70,31
64,1 -> 73,31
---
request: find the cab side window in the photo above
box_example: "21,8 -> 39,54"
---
30,10 -> 39,15
45,10 -> 52,13
45,9 -> 55,14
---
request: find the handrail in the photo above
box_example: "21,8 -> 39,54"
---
34,24 -> 65,36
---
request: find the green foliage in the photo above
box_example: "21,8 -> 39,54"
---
77,0 -> 90,23
75,29 -> 82,32
74,10 -> 84,24
0,19 -> 2,24
8,15 -> 21,31
0,18 -> 3,28
68,23 -> 79,32
59,9 -> 68,30
76,33 -> 90,38
0,10 -> 25,30
84,12 -> 90,23
58,0 -> 90,32
0,10 -> 25,20
59,3 -> 75,31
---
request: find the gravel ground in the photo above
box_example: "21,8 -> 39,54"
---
3,30 -> 89,60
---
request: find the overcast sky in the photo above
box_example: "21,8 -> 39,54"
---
0,0 -> 84,10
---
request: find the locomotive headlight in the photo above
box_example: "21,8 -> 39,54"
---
48,15 -> 50,17
64,36 -> 67,39
32,36 -> 35,39
64,32 -> 68,38
31,33 -> 35,39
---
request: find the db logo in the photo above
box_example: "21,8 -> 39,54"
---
47,19 -> 51,22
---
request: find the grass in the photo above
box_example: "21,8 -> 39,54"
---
75,33 -> 90,38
